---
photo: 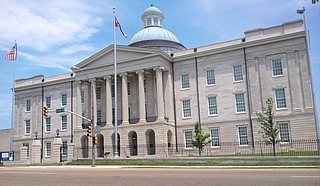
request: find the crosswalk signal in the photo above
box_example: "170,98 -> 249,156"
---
87,125 -> 92,138
94,136 -> 98,145
43,106 -> 49,117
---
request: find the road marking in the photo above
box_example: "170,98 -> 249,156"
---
0,172 -> 56,175
291,176 -> 320,178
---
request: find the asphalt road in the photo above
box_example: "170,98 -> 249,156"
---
0,167 -> 319,186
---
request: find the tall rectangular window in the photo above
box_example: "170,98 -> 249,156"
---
206,69 -> 215,86
23,143 -> 29,158
46,97 -> 51,109
26,100 -> 31,112
181,74 -> 190,89
210,128 -> 220,147
182,100 -> 191,118
272,59 -> 283,77
275,88 -> 286,109
81,90 -> 84,104
279,122 -> 290,142
235,93 -> 246,113
127,81 -> 130,96
61,115 -> 67,130
111,84 -> 115,97
62,141 -> 68,156
25,120 -> 30,134
147,18 -> 152,26
97,110 -> 101,125
233,65 -> 243,82
82,113 -> 85,126
184,130 -> 193,149
96,86 -> 101,100
238,126 -> 248,145
208,96 -> 218,116
45,117 -> 51,132
154,17 -> 159,26
61,94 -> 67,106
112,108 -> 115,123
45,142 -> 51,157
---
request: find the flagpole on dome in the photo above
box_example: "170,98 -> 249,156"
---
113,7 -> 119,158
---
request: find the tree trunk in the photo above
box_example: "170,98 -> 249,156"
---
272,139 -> 276,156
199,148 -> 201,157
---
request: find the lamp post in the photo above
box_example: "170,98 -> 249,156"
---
56,129 -> 60,138
72,66 -> 96,167
297,7 -> 320,153
34,131 -> 38,140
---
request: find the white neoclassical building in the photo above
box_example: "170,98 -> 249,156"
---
11,5 -> 319,162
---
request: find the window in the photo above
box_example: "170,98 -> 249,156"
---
235,93 -> 246,113
181,74 -> 190,89
184,130 -> 193,149
154,77 -> 157,92
25,120 -> 30,134
45,142 -> 51,157
238,126 -> 249,145
26,100 -> 31,112
272,59 -> 283,77
81,90 -> 84,104
127,81 -> 130,96
61,115 -> 67,130
96,87 -> 101,100
275,88 -> 286,109
45,117 -> 51,132
23,143 -> 29,158
61,94 -> 67,106
97,110 -> 101,125
45,97 -> 51,109
154,17 -> 159,26
182,100 -> 191,118
82,113 -> 85,126
111,84 -> 115,97
206,69 -> 215,86
279,122 -> 290,142
233,65 -> 243,82
210,128 -> 220,147
62,141 -> 68,156
147,17 -> 152,26
112,108 -> 115,123
208,96 -> 218,116
144,79 -> 146,93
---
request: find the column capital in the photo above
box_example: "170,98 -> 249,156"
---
89,78 -> 96,83
153,66 -> 164,72
136,69 -> 144,75
119,72 -> 128,77
103,75 -> 112,80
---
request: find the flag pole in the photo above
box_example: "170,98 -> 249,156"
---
10,41 -> 17,152
113,7 -> 119,158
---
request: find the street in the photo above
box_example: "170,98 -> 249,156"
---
0,167 -> 319,186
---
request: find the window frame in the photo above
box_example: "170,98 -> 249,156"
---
61,94 -> 67,107
45,96 -> 51,109
182,99 -> 191,119
61,115 -> 67,131
184,130 -> 193,149
81,90 -> 84,104
235,93 -> 246,113
180,74 -> 190,90
278,122 -> 291,143
25,120 -> 31,135
62,141 -> 68,156
22,143 -> 29,158
238,126 -> 249,146
25,99 -> 31,112
45,117 -> 51,133
275,88 -> 287,110
271,59 -> 283,77
233,65 -> 244,82
96,86 -> 101,100
45,142 -> 51,157
208,96 -> 218,116
206,69 -> 215,86
210,128 -> 220,147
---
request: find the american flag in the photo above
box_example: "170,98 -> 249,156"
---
5,43 -> 17,61
115,16 -> 128,38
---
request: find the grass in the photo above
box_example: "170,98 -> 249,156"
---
67,160 -> 320,167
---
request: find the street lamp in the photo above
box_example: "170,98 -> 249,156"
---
297,7 -> 320,153
56,129 -> 60,138
34,131 -> 38,140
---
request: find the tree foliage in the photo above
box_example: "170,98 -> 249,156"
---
256,98 -> 279,156
192,122 -> 212,156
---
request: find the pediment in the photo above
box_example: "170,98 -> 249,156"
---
75,45 -> 160,69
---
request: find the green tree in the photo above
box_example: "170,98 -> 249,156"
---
192,122 -> 212,156
256,98 -> 279,156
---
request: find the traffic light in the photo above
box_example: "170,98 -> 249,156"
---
87,125 -> 92,138
43,106 -> 48,117
94,135 -> 98,145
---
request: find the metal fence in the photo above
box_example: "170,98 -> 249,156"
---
75,139 -> 319,159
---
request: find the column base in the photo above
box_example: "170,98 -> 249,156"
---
139,119 -> 146,124
122,121 -> 129,125
156,117 -> 166,123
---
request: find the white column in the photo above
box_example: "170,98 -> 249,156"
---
120,73 -> 129,124
90,79 -> 97,126
52,137 -> 62,163
31,139 -> 41,164
154,67 -> 165,122
136,70 -> 146,123
76,81 -> 82,129
104,76 -> 112,125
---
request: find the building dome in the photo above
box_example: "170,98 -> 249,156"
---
128,5 -> 185,52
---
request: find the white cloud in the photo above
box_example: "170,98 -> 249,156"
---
59,44 -> 97,55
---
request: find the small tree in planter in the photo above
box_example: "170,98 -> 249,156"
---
192,122 -> 212,156
256,98 -> 279,156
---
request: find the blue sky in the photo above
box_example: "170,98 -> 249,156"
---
0,0 -> 319,129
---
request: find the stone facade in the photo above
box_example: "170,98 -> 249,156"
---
10,18 -> 318,161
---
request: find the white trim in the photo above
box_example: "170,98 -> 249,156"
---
184,130 -> 193,149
